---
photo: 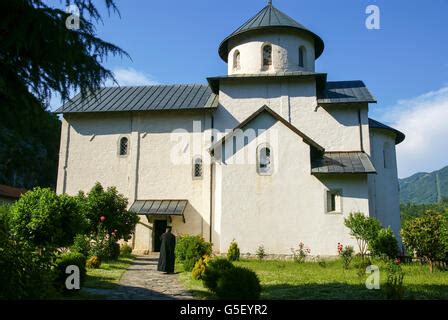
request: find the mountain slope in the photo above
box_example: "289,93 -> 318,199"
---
399,165 -> 448,204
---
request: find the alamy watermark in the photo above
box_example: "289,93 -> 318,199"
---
65,5 -> 80,30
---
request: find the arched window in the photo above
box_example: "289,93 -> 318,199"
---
262,44 -> 272,68
233,50 -> 241,71
193,156 -> 203,179
299,46 -> 306,68
119,136 -> 129,156
257,144 -> 272,175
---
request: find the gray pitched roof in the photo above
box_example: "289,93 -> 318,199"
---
218,4 -> 324,62
318,81 -> 377,104
55,85 -> 219,114
312,152 -> 376,174
369,118 -> 405,144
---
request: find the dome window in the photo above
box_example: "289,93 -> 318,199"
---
262,44 -> 272,68
299,46 -> 306,68
233,50 -> 241,71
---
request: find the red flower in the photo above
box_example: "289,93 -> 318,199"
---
395,258 -> 401,265
100,216 -> 106,222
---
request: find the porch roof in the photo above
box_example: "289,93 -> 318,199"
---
311,151 -> 376,174
129,200 -> 188,219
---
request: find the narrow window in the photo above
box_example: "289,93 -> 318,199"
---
193,156 -> 203,179
326,190 -> 342,213
299,46 -> 306,68
383,142 -> 392,169
119,137 -> 129,156
262,44 -> 272,68
257,144 -> 272,175
233,50 -> 241,71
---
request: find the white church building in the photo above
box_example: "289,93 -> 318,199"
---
56,3 -> 405,256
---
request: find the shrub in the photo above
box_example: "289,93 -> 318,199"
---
344,212 -> 382,258
55,252 -> 87,290
401,210 -> 448,272
291,242 -> 310,263
215,267 -> 261,300
86,256 -> 101,269
202,258 -> 235,293
339,245 -> 354,269
70,234 -> 91,257
192,255 -> 211,280
9,188 -> 87,249
256,245 -> 267,261
370,227 -> 399,259
227,240 -> 240,261
78,183 -> 139,241
120,243 -> 133,257
90,236 -> 120,261
384,261 -> 405,300
175,235 -> 212,271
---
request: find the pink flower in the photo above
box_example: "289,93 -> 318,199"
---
100,216 -> 106,222
395,258 -> 401,265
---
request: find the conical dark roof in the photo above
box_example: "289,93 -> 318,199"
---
218,3 -> 324,62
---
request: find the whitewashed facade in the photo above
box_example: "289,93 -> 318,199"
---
56,3 -> 404,256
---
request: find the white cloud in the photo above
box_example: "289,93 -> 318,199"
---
379,87 -> 448,178
108,67 -> 158,86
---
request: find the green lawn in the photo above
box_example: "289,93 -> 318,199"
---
178,258 -> 448,300
84,256 -> 135,290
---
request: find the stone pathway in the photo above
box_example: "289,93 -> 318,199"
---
83,254 -> 194,300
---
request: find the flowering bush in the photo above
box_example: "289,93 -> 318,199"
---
291,242 -> 310,263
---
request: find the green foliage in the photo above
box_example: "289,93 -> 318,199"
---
369,227 -> 399,259
0,238 -> 57,299
291,242 -> 310,263
0,0 -> 127,106
120,244 -> 133,257
79,183 -> 139,241
384,261 -> 405,300
256,245 -> 267,261
401,199 -> 448,224
175,235 -> 213,272
55,252 -> 87,289
401,210 -> 448,272
339,245 -> 355,269
344,212 -> 382,257
227,240 -> 240,262
9,188 -> 86,248
70,234 -> 91,258
202,258 -> 235,293
192,255 -> 211,280
86,255 -> 102,269
215,266 -> 261,300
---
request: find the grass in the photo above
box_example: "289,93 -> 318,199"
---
84,255 -> 135,290
57,255 -> 135,300
178,257 -> 448,300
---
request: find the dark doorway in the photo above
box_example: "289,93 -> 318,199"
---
153,219 -> 167,252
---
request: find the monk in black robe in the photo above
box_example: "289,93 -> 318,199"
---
157,226 -> 176,273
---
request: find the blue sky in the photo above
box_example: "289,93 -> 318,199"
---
51,0 -> 448,177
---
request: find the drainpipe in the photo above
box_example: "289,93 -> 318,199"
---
358,107 -> 364,152
209,113 -> 214,244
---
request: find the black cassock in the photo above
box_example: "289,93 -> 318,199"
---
157,231 -> 176,273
